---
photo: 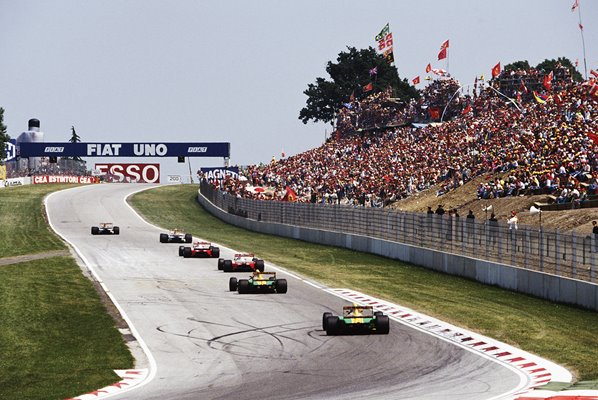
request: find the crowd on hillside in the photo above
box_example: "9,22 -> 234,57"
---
210,70 -> 598,207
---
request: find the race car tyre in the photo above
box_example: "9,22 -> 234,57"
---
256,260 -> 265,272
113,226 -> 120,235
159,233 -> 168,243
325,316 -> 340,336
275,279 -> 287,294
218,258 -> 224,270
91,226 -> 99,235
374,311 -> 383,317
238,279 -> 249,294
184,233 -> 192,243
322,312 -> 332,331
223,260 -> 233,272
229,277 -> 238,291
211,247 -> 220,258
183,247 -> 192,258
179,246 -> 185,256
375,315 -> 390,334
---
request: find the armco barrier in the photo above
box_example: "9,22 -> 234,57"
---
198,186 -> 598,311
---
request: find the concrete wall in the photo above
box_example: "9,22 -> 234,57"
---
198,192 -> 598,311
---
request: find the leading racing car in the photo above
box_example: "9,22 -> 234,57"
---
91,222 -> 120,235
322,305 -> 389,335
159,229 -> 192,243
229,271 -> 287,294
218,253 -> 265,272
179,241 -> 220,258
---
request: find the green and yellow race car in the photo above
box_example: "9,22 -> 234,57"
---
322,305 -> 389,335
229,271 -> 287,294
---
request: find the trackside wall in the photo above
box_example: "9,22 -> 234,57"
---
197,190 -> 598,311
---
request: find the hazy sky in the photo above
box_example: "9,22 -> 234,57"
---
1,0 -> 596,178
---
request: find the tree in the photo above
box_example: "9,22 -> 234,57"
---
536,57 -> 583,82
299,46 -> 418,125
0,108 -> 10,164
504,60 -> 531,72
66,126 -> 83,161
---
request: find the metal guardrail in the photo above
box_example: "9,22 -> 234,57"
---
201,181 -> 598,283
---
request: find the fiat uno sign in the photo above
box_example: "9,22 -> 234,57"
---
95,163 -> 160,183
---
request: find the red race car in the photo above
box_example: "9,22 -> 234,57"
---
179,241 -> 220,258
218,253 -> 265,272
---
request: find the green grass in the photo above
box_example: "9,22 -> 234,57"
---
0,185 -> 70,258
0,185 -> 133,400
130,184 -> 598,380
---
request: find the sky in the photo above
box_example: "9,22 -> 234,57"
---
1,0 -> 596,180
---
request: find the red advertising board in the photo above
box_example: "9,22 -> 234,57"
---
94,163 -> 160,183
32,175 -> 99,184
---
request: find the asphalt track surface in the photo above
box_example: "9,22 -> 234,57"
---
47,184 -> 524,400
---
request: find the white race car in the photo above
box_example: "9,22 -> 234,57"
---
159,229 -> 192,243
91,222 -> 120,235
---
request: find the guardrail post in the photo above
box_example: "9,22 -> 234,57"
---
572,230 -> 577,279
539,227 -> 544,272
555,229 -> 561,276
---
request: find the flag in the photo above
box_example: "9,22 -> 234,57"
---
425,63 -> 431,73
432,68 -> 447,76
281,147 -> 285,158
590,70 -> 598,78
579,23 -> 584,30
428,107 -> 440,120
479,74 -> 485,81
517,92 -> 522,104
491,62 -> 501,78
440,39 -> 449,50
283,186 -> 297,202
363,83 -> 373,92
588,133 -> 598,146
342,103 -> 353,109
461,104 -> 472,115
349,91 -> 355,101
369,66 -> 378,76
571,0 -> 579,12
575,59 -> 579,67
375,23 -> 390,41
533,91 -> 549,104
383,49 -> 394,64
543,71 -> 553,91
424,76 -> 432,81
412,76 -> 420,85
438,48 -> 447,60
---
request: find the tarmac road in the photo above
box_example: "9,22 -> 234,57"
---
46,184 -> 524,400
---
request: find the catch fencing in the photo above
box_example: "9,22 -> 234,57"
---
201,182 -> 597,284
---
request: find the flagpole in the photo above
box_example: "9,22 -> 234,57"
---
577,3 -> 588,80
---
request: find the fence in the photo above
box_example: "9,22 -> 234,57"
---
201,182 -> 598,284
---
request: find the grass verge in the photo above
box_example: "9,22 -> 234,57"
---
0,185 -> 133,400
130,184 -> 598,380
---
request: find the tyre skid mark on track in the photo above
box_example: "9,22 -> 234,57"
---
329,288 -> 574,400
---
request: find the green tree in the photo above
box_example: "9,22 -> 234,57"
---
66,126 -> 83,161
299,46 -> 418,125
536,57 -> 583,82
504,60 -> 531,72
0,108 -> 10,164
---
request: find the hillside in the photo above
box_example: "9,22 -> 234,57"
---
390,173 -> 597,235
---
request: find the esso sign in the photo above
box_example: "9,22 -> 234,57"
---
95,163 -> 160,183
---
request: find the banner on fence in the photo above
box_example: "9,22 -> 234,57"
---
200,167 -> 239,181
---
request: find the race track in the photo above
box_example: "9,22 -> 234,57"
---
46,184 -> 524,400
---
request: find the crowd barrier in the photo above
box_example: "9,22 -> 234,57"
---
199,182 -> 598,311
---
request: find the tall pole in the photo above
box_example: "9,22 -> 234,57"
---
577,3 -> 588,80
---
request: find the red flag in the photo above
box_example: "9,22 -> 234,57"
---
492,62 -> 501,78
517,92 -> 522,104
519,79 -> 528,93
363,83 -> 373,92
588,133 -> 598,146
412,76 -> 420,85
281,147 -> 285,158
349,91 -> 355,101
283,186 -> 297,202
579,23 -> 584,30
590,70 -> 598,78
575,59 -> 579,67
428,107 -> 440,120
425,63 -> 431,73
440,39 -> 449,50
543,71 -> 553,91
461,104 -> 472,115
437,48 -> 447,60
571,0 -> 579,11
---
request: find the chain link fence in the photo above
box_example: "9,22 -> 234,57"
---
201,182 -> 598,283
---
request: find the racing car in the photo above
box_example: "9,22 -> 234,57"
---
91,222 -> 120,235
322,305 -> 389,335
179,241 -> 220,258
229,271 -> 287,294
217,253 -> 265,272
159,229 -> 192,243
